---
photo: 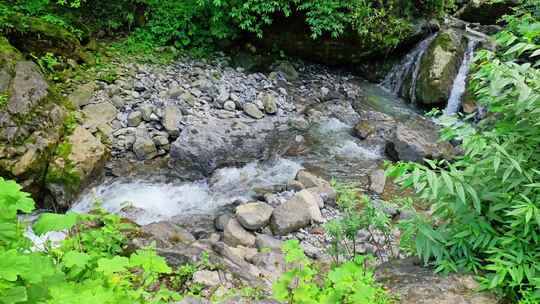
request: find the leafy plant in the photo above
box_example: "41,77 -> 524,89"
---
325,182 -> 395,264
273,240 -> 395,304
387,7 -> 540,301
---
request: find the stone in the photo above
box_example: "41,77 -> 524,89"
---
385,120 -> 455,162
46,126 -> 108,207
162,106 -> 182,138
223,100 -> 236,111
127,111 -> 143,127
243,103 -> 264,119
153,135 -> 169,147
170,117 -> 294,176
216,86 -> 230,103
7,61 -> 48,115
307,184 -> 337,206
270,190 -> 323,235
192,270 -> 221,287
139,104 -> 154,121
68,82 -> 95,108
414,29 -> 466,106
376,258 -> 501,304
262,94 -> 278,114
369,169 -> 386,194
141,221 -> 195,246
111,95 -> 125,109
214,214 -> 232,231
223,218 -> 256,247
82,102 -> 118,131
296,170 -> 329,188
456,0 -> 517,25
255,234 -> 283,251
133,136 -> 158,160
276,61 -> 298,81
235,202 -> 274,230
174,297 -> 210,304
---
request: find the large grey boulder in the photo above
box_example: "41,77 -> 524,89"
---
270,189 -> 323,235
236,202 -> 274,230
170,116 -> 295,176
456,0 -> 517,25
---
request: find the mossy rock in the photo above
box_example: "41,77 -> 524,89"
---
456,0 -> 518,25
5,14 -> 86,61
414,29 -> 466,107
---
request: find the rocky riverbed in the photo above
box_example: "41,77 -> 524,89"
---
37,51 -> 496,303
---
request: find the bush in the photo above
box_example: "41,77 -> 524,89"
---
387,7 -> 540,302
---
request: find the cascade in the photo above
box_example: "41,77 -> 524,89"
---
381,34 -> 437,98
445,38 -> 479,115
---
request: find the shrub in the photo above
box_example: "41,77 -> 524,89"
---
387,7 -> 540,302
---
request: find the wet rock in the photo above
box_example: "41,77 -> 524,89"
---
127,111 -> 143,127
415,29 -> 466,106
270,190 -> 323,235
193,270 -> 221,287
224,218 -> 256,247
170,117 -> 294,176
255,234 -> 283,251
262,94 -> 278,114
376,258 -> 501,304
133,136 -> 158,160
162,106 -> 182,138
385,120 -> 454,162
296,170 -> 328,188
243,103 -> 265,119
369,169 -> 386,194
236,202 -> 274,230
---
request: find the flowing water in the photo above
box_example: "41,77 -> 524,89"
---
71,158 -> 302,225
445,39 -> 478,115
382,34 -> 437,100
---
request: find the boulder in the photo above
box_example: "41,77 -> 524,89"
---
414,29 -> 466,106
270,190 -> 323,235
127,111 -> 143,127
5,14 -> 85,61
262,94 -> 278,114
296,170 -> 328,188
385,120 -> 455,162
170,116 -> 295,176
223,218 -> 256,247
0,38 -> 67,204
376,258 -> 501,304
140,221 -> 196,246
456,0 -> 517,25
236,202 -> 274,230
46,126 -> 108,208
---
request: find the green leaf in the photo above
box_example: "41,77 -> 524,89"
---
96,256 -> 129,276
63,251 -> 91,269
33,212 -> 79,235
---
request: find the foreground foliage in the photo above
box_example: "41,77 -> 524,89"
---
0,177 -> 188,304
273,240 -> 394,304
388,5 -> 540,302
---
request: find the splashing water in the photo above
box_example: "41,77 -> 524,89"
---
382,34 -> 437,99
71,158 -> 302,225
445,39 -> 479,115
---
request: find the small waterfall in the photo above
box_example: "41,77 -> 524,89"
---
445,39 -> 478,115
382,34 -> 437,98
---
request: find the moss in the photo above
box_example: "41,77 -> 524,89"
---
0,36 -> 23,65
45,164 -> 81,190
